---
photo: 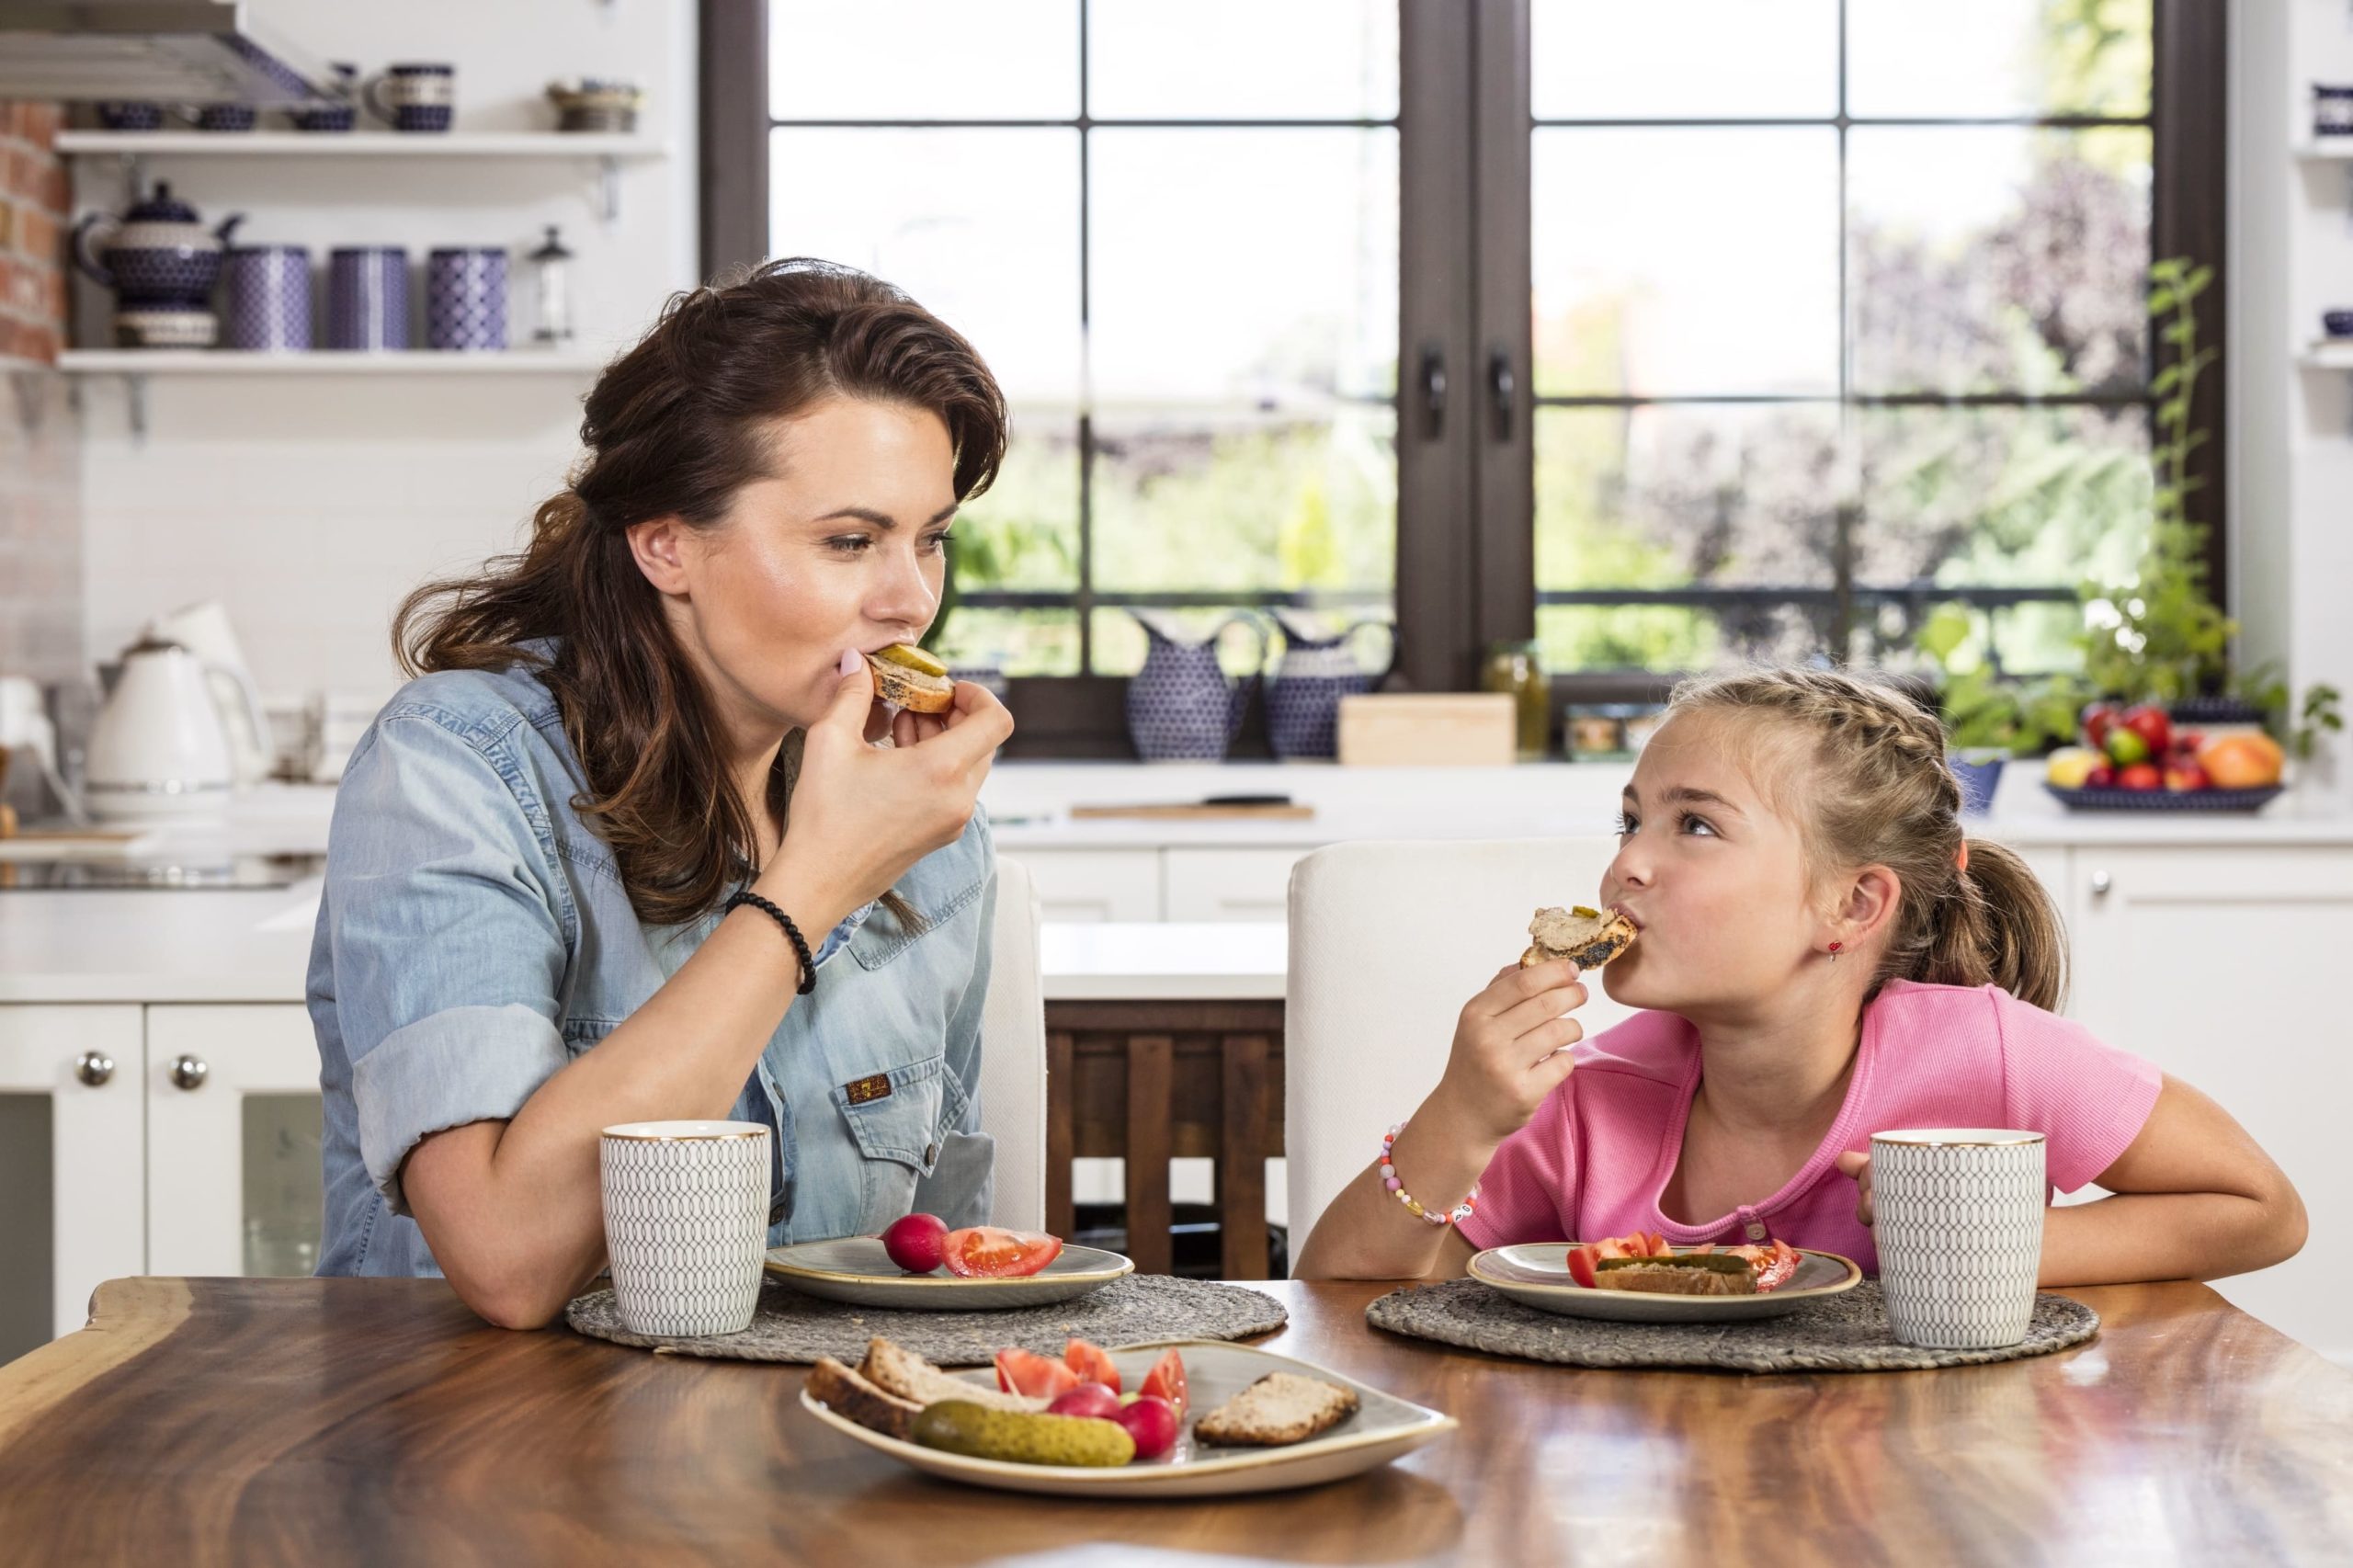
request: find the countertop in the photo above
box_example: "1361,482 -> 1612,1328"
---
2,1275 -> 2345,1565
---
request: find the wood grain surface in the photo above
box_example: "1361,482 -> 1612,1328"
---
0,1276 -> 2347,1567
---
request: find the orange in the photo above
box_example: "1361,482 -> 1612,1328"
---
2196,732 -> 2284,789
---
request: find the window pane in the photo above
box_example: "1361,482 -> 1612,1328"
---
1091,407 -> 1397,599
1090,129 -> 1397,404
960,416 -> 1081,591
769,128 -> 1082,404
1533,129 -> 1838,397
1849,127 -> 2150,396
1532,0 -> 1838,120
769,0 -> 1077,120
1535,404 -> 1842,669
1847,0 -> 2151,119
935,608 -> 1081,677
1858,403 -> 2151,596
1086,607 -> 1294,680
1089,0 -> 1398,121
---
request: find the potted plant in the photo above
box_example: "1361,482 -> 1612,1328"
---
1915,605 -> 2080,812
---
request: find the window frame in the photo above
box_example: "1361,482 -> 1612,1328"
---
700,0 -> 2223,755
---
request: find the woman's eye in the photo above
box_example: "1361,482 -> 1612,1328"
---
922,529 -> 956,555
825,534 -> 873,554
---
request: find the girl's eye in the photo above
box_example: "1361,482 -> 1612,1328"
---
1680,812 -> 1718,837
1612,813 -> 1636,837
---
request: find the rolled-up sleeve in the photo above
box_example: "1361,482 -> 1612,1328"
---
328,710 -> 573,1215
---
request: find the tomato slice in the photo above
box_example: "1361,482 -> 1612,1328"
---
1753,1241 -> 1802,1293
941,1226 -> 1064,1278
1565,1244 -> 1599,1289
1592,1236 -> 1633,1261
1139,1348 -> 1188,1416
1063,1337 -> 1121,1393
995,1346 -> 1079,1400
1644,1232 -> 1672,1257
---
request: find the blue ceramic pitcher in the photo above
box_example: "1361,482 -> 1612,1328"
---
1126,609 -> 1267,763
1266,608 -> 1394,759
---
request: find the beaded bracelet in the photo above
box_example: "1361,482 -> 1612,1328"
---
1380,1123 -> 1480,1227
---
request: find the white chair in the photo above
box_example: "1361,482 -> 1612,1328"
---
976,854 -> 1047,1230
1283,837 -> 1632,1254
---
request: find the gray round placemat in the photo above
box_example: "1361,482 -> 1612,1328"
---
566,1275 -> 1288,1366
1365,1278 -> 2097,1372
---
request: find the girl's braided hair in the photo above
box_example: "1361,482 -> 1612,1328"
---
1665,665 -> 2068,1013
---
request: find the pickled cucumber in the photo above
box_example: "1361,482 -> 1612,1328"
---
911,1401 -> 1137,1467
873,642 -> 949,678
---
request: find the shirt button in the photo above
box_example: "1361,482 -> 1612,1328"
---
925,1142 -> 938,1166
1745,1221 -> 1768,1241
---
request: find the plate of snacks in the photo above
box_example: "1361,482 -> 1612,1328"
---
767,1216 -> 1133,1310
803,1335 -> 1454,1497
1469,1231 -> 1862,1323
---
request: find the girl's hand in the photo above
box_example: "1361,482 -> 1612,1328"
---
1427,960 -> 1588,1145
1836,1150 -> 1874,1226
766,652 -> 1014,925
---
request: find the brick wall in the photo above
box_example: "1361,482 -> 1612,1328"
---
0,98 -> 83,687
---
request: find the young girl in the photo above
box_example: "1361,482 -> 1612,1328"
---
1293,666 -> 2308,1286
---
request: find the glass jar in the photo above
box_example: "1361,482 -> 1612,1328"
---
2315,84 -> 2353,138
527,224 -> 575,343
1479,639 -> 1550,759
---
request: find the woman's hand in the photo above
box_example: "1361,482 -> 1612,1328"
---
764,651 -> 1013,926
1425,959 -> 1588,1145
1836,1150 -> 1874,1225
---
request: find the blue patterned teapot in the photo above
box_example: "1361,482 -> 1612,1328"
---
1266,608 -> 1394,758
1125,608 -> 1268,763
73,183 -> 245,308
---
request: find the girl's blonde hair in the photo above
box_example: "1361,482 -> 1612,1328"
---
1665,665 -> 2068,1013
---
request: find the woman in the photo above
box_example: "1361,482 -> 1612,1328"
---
310,258 -> 1017,1329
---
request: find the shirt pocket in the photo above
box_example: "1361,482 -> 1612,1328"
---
847,869 -> 986,972
831,1052 -> 949,1229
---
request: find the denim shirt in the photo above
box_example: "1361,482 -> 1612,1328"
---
307,654 -> 996,1278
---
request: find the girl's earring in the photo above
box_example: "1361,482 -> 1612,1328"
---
1827,941 -> 1843,963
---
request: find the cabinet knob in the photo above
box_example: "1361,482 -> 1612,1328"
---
74,1051 -> 115,1087
170,1054 -> 210,1091
2089,869 -> 2113,898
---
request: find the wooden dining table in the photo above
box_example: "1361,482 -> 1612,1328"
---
1,1275 -> 2347,1566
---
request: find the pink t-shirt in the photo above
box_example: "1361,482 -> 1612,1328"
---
1453,980 -> 2163,1274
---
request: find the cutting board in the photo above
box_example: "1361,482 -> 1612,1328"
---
1068,802 -> 1317,821
1337,694 -> 1517,767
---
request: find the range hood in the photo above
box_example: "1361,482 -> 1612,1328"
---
0,2 -> 332,105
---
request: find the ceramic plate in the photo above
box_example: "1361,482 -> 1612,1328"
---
764,1238 -> 1132,1310
801,1339 -> 1455,1498
1468,1244 -> 1863,1324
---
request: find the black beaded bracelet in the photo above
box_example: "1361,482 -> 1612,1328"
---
723,890 -> 817,994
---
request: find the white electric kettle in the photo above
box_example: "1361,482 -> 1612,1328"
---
144,599 -> 273,787
84,638 -> 234,822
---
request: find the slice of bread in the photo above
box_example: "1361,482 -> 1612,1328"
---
1191,1372 -> 1360,1448
858,1336 -> 1046,1415
865,652 -> 955,714
1520,904 -> 1637,970
1592,1261 -> 1756,1297
808,1356 -> 925,1440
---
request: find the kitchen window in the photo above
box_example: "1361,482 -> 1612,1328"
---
702,0 -> 2221,753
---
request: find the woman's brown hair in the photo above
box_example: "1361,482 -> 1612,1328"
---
1664,665 -> 2069,1013
392,257 -> 1008,926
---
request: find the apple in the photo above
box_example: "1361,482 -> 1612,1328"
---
2121,704 -> 2172,757
2080,702 -> 2122,749
2118,761 -> 2163,791
2103,727 -> 2151,767
2085,762 -> 2118,789
2164,759 -> 2211,792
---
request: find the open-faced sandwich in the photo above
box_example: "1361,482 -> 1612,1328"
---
1520,904 -> 1638,970
1564,1231 -> 1803,1294
865,642 -> 955,714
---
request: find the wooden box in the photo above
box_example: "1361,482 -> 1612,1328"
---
1336,693 -> 1517,767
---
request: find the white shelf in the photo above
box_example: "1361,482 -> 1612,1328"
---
55,131 -> 665,159
2299,342 -> 2353,370
60,349 -> 607,375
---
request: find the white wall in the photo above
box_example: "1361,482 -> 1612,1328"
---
72,1 -> 698,699
2231,0 -> 2352,809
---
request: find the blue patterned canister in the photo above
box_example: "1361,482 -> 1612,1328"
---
425,247 -> 508,351
1870,1129 -> 2047,1350
598,1121 -> 770,1336
326,246 -> 408,350
364,63 -> 457,133
222,245 -> 311,351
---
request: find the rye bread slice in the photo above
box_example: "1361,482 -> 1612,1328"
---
1592,1260 -> 1756,1297
1191,1372 -> 1360,1448
865,652 -> 954,714
858,1336 -> 1046,1415
807,1356 -> 925,1441
1520,904 -> 1637,970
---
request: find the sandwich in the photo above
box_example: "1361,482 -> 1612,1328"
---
857,1336 -> 1045,1415
865,643 -> 955,715
1191,1372 -> 1359,1448
1589,1254 -> 1756,1297
1520,904 -> 1638,970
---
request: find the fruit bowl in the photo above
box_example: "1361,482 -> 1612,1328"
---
2043,783 -> 2284,812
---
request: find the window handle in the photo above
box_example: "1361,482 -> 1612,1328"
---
1420,347 -> 1447,440
1488,348 -> 1516,442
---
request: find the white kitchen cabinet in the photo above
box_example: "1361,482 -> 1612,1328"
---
1162,848 -> 1308,923
2067,846 -> 2353,1359
0,1006 -> 144,1359
1007,849 -> 1161,923
145,1005 -> 324,1280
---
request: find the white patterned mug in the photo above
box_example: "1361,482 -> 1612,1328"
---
599,1120 -> 771,1337
1870,1129 -> 2047,1350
